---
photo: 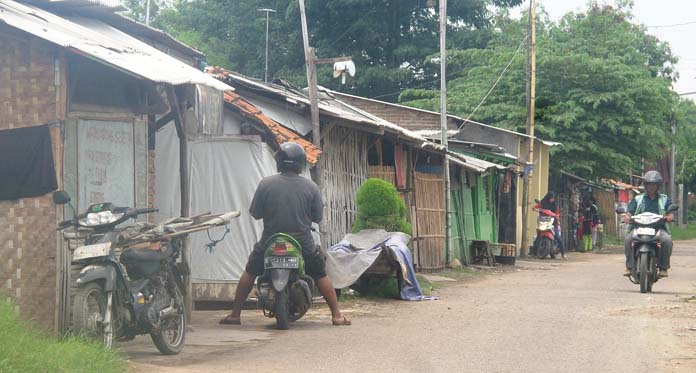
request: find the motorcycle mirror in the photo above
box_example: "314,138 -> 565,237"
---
615,207 -> 626,214
53,191 -> 71,205
534,198 -> 541,204
667,204 -> 679,212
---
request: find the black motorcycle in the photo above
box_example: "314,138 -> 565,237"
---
616,204 -> 678,293
54,191 -> 187,354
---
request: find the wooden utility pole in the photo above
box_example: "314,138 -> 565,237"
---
521,0 -> 536,257
439,0 -> 452,264
166,85 -> 193,322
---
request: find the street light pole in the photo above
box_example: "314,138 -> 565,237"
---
439,0 -> 452,265
258,8 -> 276,83
521,0 -> 537,257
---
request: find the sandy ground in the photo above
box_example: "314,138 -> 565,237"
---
123,240 -> 696,372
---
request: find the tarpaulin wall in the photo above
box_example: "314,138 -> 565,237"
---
155,124 -> 276,283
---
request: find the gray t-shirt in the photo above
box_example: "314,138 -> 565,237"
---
250,173 -> 323,245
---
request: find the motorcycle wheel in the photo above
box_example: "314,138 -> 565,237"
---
72,282 -> 112,348
151,311 -> 186,355
639,252 -> 649,294
275,289 -> 290,330
536,237 -> 551,259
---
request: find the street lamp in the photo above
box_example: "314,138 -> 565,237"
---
258,8 -> 277,82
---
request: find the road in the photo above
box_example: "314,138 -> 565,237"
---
126,240 -> 696,372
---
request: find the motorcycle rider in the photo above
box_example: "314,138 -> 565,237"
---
623,170 -> 674,278
220,142 -> 351,326
534,191 -> 566,260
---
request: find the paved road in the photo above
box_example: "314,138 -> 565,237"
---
126,241 -> 696,372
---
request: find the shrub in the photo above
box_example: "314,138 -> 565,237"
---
352,178 -> 412,235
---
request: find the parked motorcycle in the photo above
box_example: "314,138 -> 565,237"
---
616,204 -> 678,293
533,200 -> 560,259
53,191 -> 239,354
256,233 -> 315,330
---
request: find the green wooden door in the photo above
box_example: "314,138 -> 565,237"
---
474,174 -> 497,243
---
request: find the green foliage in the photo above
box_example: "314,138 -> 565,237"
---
400,2 -> 680,180
0,299 -> 125,373
130,0 -> 522,99
352,178 -> 412,234
675,99 -> 696,193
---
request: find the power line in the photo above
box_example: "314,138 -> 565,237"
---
457,38 -> 525,130
647,20 -> 696,29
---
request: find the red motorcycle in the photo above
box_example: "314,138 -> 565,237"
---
533,201 -> 560,259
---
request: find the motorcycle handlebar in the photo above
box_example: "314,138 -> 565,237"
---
134,208 -> 159,215
58,219 -> 73,228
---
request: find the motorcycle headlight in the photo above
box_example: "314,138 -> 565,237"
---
78,211 -> 125,227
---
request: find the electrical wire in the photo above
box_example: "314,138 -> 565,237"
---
647,20 -> 696,29
457,38 -> 525,130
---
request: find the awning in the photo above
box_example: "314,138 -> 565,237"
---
0,0 -> 231,91
448,153 -> 506,173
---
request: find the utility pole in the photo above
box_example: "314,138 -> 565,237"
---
258,8 -> 276,82
670,117 -> 676,222
521,0 -> 536,257
298,0 -> 353,244
145,0 -> 151,26
439,0 -> 452,265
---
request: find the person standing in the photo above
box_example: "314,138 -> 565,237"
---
580,198 -> 598,251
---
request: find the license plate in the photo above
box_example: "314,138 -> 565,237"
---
73,243 -> 111,261
635,227 -> 656,236
264,256 -> 299,269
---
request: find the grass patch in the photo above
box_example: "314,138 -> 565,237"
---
602,235 -> 624,246
0,299 -> 126,373
670,225 -> 696,241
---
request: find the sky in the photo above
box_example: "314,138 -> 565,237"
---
516,0 -> 696,98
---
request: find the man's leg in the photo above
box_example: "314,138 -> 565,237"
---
221,245 -> 264,324
658,229 -> 673,271
220,271 -> 257,324
624,233 -> 633,275
554,225 -> 566,256
302,242 -> 350,325
316,276 -> 350,325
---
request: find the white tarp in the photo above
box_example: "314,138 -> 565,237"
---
155,124 -> 277,282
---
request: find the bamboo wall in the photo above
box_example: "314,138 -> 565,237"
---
413,171 -> 446,271
321,127 -> 371,245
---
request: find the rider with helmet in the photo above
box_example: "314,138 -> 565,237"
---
220,142 -> 351,326
623,170 -> 674,278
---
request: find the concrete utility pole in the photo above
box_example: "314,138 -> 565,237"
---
670,118 -> 676,220
521,0 -> 537,257
146,0 -> 151,26
439,0 -> 452,264
258,8 -> 277,82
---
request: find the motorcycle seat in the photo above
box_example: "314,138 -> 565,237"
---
121,244 -> 173,263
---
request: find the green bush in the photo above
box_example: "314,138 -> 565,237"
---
0,299 -> 125,373
352,178 -> 412,235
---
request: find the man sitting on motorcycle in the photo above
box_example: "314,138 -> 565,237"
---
623,170 -> 674,278
220,142 -> 351,326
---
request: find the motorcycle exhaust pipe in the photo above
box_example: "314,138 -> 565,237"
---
159,305 -> 179,321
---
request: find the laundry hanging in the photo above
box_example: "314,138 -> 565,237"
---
0,125 -> 58,200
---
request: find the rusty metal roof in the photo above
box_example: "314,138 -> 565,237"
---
0,0 -> 230,90
222,91 -> 321,164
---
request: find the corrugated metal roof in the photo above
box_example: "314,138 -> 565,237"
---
0,0 -> 230,91
208,67 -> 445,152
447,154 -> 505,173
222,91 -> 321,164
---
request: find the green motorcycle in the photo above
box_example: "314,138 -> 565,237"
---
256,234 -> 315,330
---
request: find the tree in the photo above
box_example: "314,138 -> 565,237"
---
675,99 -> 696,193
132,0 -> 523,99
400,2 -> 679,180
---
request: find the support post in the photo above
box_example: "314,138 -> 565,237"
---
439,0 -> 452,265
521,0 -> 537,257
166,85 -> 193,321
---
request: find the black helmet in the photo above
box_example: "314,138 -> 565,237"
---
643,170 -> 663,184
276,142 -> 307,173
